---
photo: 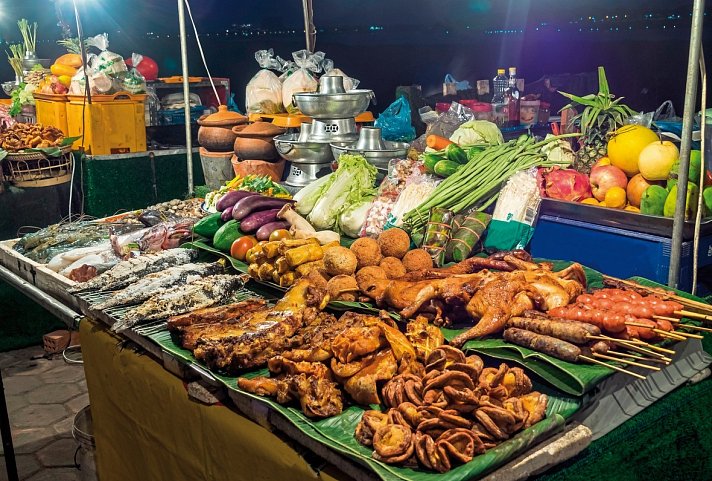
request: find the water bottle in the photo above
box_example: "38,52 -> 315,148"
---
491,69 -> 507,127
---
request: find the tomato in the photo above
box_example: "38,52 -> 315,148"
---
230,236 -> 257,261
269,229 -> 292,242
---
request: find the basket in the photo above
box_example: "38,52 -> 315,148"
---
3,146 -> 73,187
159,106 -> 206,126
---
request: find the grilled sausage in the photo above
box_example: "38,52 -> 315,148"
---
506,317 -> 598,345
503,328 -> 581,363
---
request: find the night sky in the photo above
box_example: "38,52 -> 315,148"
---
0,0 -> 710,112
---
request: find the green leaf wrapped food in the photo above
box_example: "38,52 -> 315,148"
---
445,211 -> 492,262
421,207 -> 454,266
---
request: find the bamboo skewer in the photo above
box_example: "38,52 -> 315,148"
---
621,338 -> 676,355
592,352 -> 661,371
602,275 -> 712,315
655,316 -> 712,333
658,329 -> 703,340
579,355 -> 646,379
604,350 -> 669,365
622,321 -> 698,340
675,310 -> 712,322
599,336 -> 673,361
652,330 -> 688,341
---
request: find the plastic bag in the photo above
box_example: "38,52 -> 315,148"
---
385,172 -> 439,228
282,50 -> 324,113
123,53 -> 147,94
374,96 -> 416,142
625,111 -> 654,128
484,169 -> 540,252
322,59 -> 359,91
245,49 -> 285,114
443,74 -> 471,96
87,33 -> 127,77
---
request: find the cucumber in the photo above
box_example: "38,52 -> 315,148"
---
434,159 -> 461,177
423,153 -> 444,173
193,212 -> 224,238
213,220 -> 242,252
445,144 -> 468,164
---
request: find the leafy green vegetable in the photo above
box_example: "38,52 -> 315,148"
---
450,120 -> 504,147
338,196 -> 374,238
293,172 -> 333,215
307,154 -> 377,230
9,82 -> 35,117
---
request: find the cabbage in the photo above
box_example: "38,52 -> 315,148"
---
449,120 -> 503,147
293,172 -> 333,215
541,134 -> 575,165
338,197 -> 374,238
307,154 -> 377,230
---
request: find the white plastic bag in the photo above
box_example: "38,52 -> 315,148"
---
245,49 -> 284,114
123,53 -> 147,94
322,59 -> 359,91
282,50 -> 324,113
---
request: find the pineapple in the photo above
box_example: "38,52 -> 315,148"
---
559,66 -> 635,174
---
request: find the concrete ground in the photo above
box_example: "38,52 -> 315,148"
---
0,345 -> 89,481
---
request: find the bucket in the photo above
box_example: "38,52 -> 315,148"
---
199,147 -> 234,189
73,405 -> 98,481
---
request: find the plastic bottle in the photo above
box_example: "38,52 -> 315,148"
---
503,67 -> 521,127
491,68 -> 507,127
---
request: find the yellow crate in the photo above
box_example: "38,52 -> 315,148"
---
34,93 -> 69,136
66,92 -> 147,155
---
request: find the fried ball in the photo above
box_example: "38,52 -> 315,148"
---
402,249 -> 434,272
379,256 -> 406,279
323,246 -> 358,276
327,275 -> 359,302
355,265 -> 387,292
350,237 -> 383,269
377,228 -> 411,259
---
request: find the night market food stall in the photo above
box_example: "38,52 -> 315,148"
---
1,1 -> 712,481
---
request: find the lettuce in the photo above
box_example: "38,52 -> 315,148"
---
449,120 -> 503,147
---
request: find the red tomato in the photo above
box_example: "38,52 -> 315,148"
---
230,236 -> 257,261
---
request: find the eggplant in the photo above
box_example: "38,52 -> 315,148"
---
240,209 -> 281,233
220,208 -> 234,222
255,221 -> 290,241
216,190 -> 258,212
231,196 -> 294,221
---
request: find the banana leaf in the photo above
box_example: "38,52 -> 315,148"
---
146,326 -> 580,481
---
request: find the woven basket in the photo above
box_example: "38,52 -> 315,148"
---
4,147 -> 73,187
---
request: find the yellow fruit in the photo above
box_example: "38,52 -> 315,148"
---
624,205 -> 641,213
57,75 -> 72,87
50,63 -> 77,77
594,157 -> 611,167
55,53 -> 82,68
638,140 -> 679,181
581,197 -> 600,206
607,125 -> 660,176
604,186 -> 627,209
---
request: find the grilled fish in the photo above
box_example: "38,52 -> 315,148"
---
92,262 -> 224,310
114,274 -> 248,331
68,248 -> 198,293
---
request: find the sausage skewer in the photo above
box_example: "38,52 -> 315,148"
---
506,317 -> 599,344
602,350 -> 669,365
591,352 -> 661,371
654,316 -> 712,334
599,335 -> 673,362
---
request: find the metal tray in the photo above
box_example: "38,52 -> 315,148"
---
539,198 -> 712,241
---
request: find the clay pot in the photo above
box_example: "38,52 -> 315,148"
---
197,105 -> 247,152
232,121 -> 285,160
231,155 -> 285,182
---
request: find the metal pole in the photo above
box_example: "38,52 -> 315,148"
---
177,0 -> 194,195
302,0 -> 315,52
668,0 -> 705,289
692,48 -> 707,295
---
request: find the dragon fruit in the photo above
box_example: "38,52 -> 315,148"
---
537,167 -> 592,202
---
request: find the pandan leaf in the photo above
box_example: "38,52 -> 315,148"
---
597,66 -> 610,96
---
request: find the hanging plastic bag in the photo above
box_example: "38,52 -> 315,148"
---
443,74 -> 471,96
245,49 -> 285,114
282,49 -> 324,113
374,96 -> 416,142
123,53 -> 147,94
322,59 -> 359,91
86,33 -> 127,94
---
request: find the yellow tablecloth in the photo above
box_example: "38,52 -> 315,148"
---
80,318 -> 353,481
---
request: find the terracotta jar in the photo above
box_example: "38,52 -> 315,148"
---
233,121 -> 285,161
197,105 -> 247,152
231,155 -> 286,182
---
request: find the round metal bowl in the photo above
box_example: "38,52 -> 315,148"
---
293,89 -> 374,119
308,118 -> 359,143
330,141 -> 409,170
274,134 -> 336,165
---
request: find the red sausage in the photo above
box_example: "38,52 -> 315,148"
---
593,298 -> 614,310
577,294 -> 595,305
655,319 -> 673,332
631,304 -> 654,319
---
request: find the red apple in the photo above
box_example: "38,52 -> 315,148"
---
590,165 -> 628,202
626,173 -> 661,208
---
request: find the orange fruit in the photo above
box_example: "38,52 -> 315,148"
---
624,205 -> 641,213
604,186 -> 627,209
594,157 -> 611,167
581,197 -> 600,206
607,125 -> 659,176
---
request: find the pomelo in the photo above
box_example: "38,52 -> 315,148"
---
607,125 -> 659,176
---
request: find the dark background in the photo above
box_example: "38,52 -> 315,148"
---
0,0 -> 710,114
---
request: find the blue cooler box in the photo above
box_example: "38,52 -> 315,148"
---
530,214 -> 712,293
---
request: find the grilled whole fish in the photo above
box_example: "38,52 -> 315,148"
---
92,262 -> 224,310
114,274 -> 248,331
68,248 -> 198,293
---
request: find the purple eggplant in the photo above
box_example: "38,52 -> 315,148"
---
220,208 -> 234,222
255,221 -> 290,241
240,209 -> 281,233
216,190 -> 258,212
231,196 -> 294,221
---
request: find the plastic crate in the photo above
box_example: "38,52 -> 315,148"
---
158,106 -> 205,126
34,92 -> 69,135
66,92 -> 147,155
529,214 -> 712,293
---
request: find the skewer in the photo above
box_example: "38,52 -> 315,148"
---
654,316 -> 712,333
656,329 -> 703,340
602,275 -> 712,315
592,352 -> 661,371
604,350 -> 669,365
599,336 -> 673,361
675,310 -> 712,322
620,338 -> 676,355
652,329 -> 687,341
623,321 -> 699,340
579,355 -> 646,379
